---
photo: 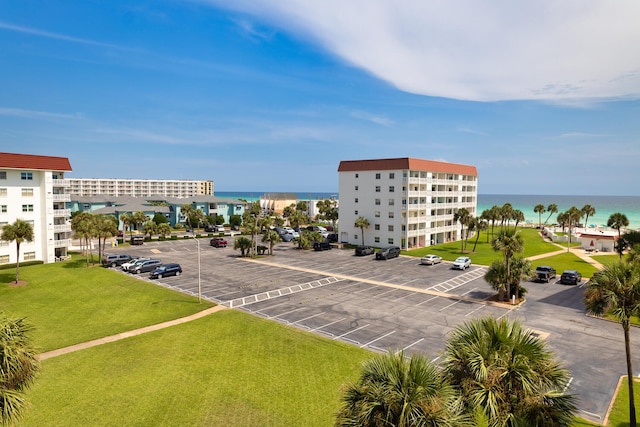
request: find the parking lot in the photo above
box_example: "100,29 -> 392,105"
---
110,237 -> 637,423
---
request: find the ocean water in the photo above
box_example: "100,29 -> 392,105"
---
477,194 -> 640,230
215,191 -> 640,230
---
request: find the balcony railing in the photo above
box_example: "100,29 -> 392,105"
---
53,209 -> 71,217
54,224 -> 72,232
52,179 -> 70,187
53,239 -> 71,248
52,194 -> 71,202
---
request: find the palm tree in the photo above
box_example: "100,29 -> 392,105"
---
499,203 -> 514,229
95,214 -> 118,259
119,213 -> 133,240
71,212 -> 95,266
132,211 -> 148,235
354,216 -> 370,246
156,223 -> 172,239
608,212 -> 630,259
534,203 -> 546,229
581,204 -> 596,229
471,217 -> 487,252
453,208 -> 470,251
1,219 -> 34,283
491,228 -> 524,299
485,260 -> 509,301
544,203 -> 559,226
0,313 -> 40,425
566,206 -> 582,251
233,236 -> 252,257
584,261 -> 640,427
484,256 -> 532,302
262,229 -> 281,255
143,220 -> 157,239
557,211 -> 569,234
484,205 -> 500,242
335,350 -> 469,427
444,317 -> 577,427
512,209 -> 525,230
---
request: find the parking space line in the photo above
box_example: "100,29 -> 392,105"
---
334,324 -> 369,340
376,288 -> 399,297
439,300 -> 460,311
293,312 -> 324,324
361,330 -> 395,348
270,307 -> 305,321
416,295 -> 439,306
465,304 -> 485,317
311,317 -> 347,332
401,338 -> 424,351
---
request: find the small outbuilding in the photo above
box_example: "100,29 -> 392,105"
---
579,232 -> 618,253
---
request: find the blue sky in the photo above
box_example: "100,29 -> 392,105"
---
1,0 -> 639,195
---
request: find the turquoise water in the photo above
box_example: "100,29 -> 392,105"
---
477,194 -> 640,230
215,191 -> 640,230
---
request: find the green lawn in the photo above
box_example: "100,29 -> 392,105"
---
592,254 -> 621,267
0,255 -> 212,351
605,378 -> 640,427
404,227 -> 561,265
22,310 -> 371,427
530,251 -> 601,279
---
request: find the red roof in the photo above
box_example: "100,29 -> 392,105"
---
337,157 -> 477,176
0,152 -> 72,171
580,233 -> 617,240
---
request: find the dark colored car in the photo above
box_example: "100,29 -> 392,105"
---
101,253 -> 132,267
210,237 -> 228,248
149,263 -> 182,279
535,266 -> 557,283
313,241 -> 331,251
355,245 -> 375,256
130,259 -> 162,274
376,246 -> 401,260
326,233 -> 339,243
560,270 -> 582,285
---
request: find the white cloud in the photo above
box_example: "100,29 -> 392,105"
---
0,107 -> 81,120
547,132 -> 609,139
350,110 -> 394,126
199,0 -> 640,102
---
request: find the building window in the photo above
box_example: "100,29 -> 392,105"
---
1,205 -> 6,213
354,210 -> 358,215
375,173 -> 381,179
389,199 -> 395,206
0,188 -> 6,197
389,173 -> 395,179
355,185 -> 359,191
389,186 -> 394,192
388,225 -> 394,232
355,173 -> 359,178
375,186 -> 381,192
374,224 -> 380,230
23,252 -> 36,261
375,211 -> 380,218
0,255 -> 9,264
355,198 -> 358,203
389,212 -> 394,219
0,172 -> 6,180
21,172 -> 33,180
374,237 -> 380,243
375,198 -> 381,205
22,204 -> 34,212
354,234 -> 359,241
388,238 -> 394,245
21,188 -> 34,196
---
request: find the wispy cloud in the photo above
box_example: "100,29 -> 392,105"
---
0,20 -> 132,51
547,132 -> 610,140
457,127 -> 488,136
201,0 -> 640,102
232,18 -> 274,41
350,110 -> 394,126
0,107 -> 82,120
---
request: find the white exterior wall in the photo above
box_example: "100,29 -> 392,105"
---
67,178 -> 213,197
0,169 -> 71,265
339,168 -> 477,250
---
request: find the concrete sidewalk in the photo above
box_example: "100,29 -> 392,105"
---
38,305 -> 226,361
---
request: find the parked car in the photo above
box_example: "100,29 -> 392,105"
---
121,257 -> 146,271
130,259 -> 162,275
124,258 -> 151,272
281,233 -> 295,242
420,254 -> 442,265
560,270 -> 582,285
101,254 -> 132,268
130,235 -> 144,245
313,241 -> 331,251
326,233 -> 339,243
149,263 -> 182,279
452,256 -> 471,270
355,245 -> 375,256
535,266 -> 557,283
210,237 -> 228,248
376,246 -> 401,260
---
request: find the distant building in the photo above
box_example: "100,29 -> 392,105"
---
67,178 -> 213,198
69,195 -> 246,229
338,157 -> 478,250
579,231 -> 618,253
260,193 -> 298,215
0,152 -> 73,264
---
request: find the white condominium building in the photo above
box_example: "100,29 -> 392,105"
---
338,157 -> 478,250
67,178 -> 213,198
0,152 -> 73,264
